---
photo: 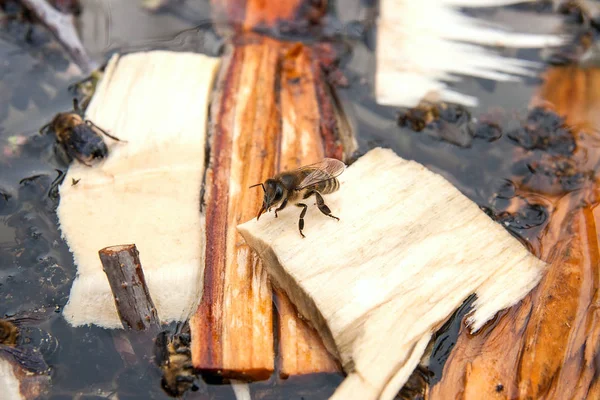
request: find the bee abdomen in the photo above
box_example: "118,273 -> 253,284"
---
318,178 -> 340,194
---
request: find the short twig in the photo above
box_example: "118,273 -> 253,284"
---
99,244 -> 161,332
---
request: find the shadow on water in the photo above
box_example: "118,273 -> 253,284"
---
0,0 -> 594,398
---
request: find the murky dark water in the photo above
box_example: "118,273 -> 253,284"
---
0,1 -> 588,399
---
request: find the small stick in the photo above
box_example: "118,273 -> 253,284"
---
99,244 -> 160,332
19,0 -> 96,73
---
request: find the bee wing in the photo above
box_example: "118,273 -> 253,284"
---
0,345 -> 49,373
296,158 -> 346,190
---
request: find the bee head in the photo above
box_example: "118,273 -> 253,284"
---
265,179 -> 285,207
250,179 -> 285,220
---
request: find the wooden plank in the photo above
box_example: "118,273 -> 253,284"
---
192,0 -> 351,381
238,147 -> 547,400
190,37 -> 352,380
191,40 -> 279,381
59,51 -> 220,328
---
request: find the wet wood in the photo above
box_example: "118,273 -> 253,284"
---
190,36 -> 350,381
431,66 -> 600,399
238,147 -> 546,400
431,205 -> 597,399
191,39 -> 279,381
99,244 -> 160,332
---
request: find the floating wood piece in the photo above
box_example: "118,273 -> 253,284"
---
375,0 -> 564,107
237,147 -> 547,400
99,244 -> 160,332
190,36 -> 352,380
431,66 -> 600,399
59,51 -> 220,328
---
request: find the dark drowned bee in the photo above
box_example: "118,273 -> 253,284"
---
250,158 -> 346,238
0,317 -> 50,374
154,329 -> 200,396
40,98 -> 123,166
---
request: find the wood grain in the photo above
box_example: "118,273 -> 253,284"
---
191,36 -> 350,380
191,41 -> 279,381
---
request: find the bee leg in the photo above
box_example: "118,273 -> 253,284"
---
314,192 -> 339,221
54,143 -> 72,166
48,169 -> 66,199
274,199 -> 288,218
296,203 -> 308,238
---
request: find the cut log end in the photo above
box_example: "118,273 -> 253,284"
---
100,244 -> 136,254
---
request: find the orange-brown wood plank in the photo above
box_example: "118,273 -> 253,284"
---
191,41 -> 279,380
191,36 -> 350,380
431,67 -> 600,399
211,0 -> 326,32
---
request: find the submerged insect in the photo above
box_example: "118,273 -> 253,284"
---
0,319 -> 19,346
0,317 -> 50,373
155,330 -> 199,396
250,158 -> 345,238
40,98 -> 123,166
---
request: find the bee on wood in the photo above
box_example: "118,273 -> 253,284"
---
250,158 -> 346,238
40,98 -> 123,166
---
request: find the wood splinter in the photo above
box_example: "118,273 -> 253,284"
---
99,244 -> 160,332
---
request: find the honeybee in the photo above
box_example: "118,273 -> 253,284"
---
250,158 -> 346,238
0,317 -> 49,374
40,98 -> 123,166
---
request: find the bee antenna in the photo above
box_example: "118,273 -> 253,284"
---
249,183 -> 265,192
